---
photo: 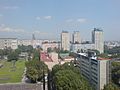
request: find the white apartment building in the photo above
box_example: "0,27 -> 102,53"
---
92,28 -> 104,53
61,31 -> 70,51
18,39 -> 32,46
73,31 -> 81,43
18,39 -> 42,48
76,53 -> 110,90
0,38 -> 18,49
71,43 -> 95,53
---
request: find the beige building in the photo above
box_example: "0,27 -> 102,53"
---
61,31 -> 70,51
92,28 -> 104,53
73,31 -> 81,44
0,38 -> 18,49
42,42 -> 59,51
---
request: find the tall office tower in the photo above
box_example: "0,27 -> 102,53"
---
32,33 -> 35,40
92,28 -> 104,53
32,33 -> 36,48
73,31 -> 81,44
61,31 -> 70,51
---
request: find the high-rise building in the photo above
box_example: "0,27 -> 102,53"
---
61,31 -> 70,51
32,34 -> 36,48
73,31 -> 81,44
32,33 -> 35,40
92,28 -> 104,53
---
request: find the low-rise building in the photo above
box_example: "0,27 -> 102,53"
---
59,53 -> 74,64
40,52 -> 59,70
42,42 -> 59,51
0,38 -> 18,49
18,39 -> 32,46
71,43 -> 95,53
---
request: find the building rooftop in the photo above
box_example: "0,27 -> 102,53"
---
40,52 -> 53,62
94,28 -> 103,32
0,38 -> 17,39
62,31 -> 68,33
97,57 -> 111,60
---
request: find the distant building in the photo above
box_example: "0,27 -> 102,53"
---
40,52 -> 59,70
0,38 -> 18,49
72,43 -> 95,53
59,53 -> 74,64
42,41 -> 59,51
18,39 -> 32,46
61,31 -> 70,51
18,39 -> 43,48
73,31 -> 81,44
92,28 -> 104,53
76,52 -> 110,90
104,41 -> 120,49
32,34 -> 36,48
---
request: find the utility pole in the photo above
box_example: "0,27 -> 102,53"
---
43,69 -> 45,90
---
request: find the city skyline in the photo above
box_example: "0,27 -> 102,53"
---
0,0 -> 120,40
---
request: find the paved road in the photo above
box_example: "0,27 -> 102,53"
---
0,83 -> 42,90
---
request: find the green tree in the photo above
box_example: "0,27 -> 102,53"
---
52,63 -> 92,90
47,48 -> 52,53
32,49 -> 40,60
3,47 -> 12,55
18,45 -> 33,53
54,70 -> 81,90
26,67 -> 39,83
112,62 -> 120,86
7,51 -> 19,61
103,83 -> 119,90
99,53 -> 109,58
0,49 -> 4,59
25,59 -> 48,83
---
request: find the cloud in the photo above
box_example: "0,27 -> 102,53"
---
2,6 -> 19,10
77,18 -> 87,23
44,16 -> 52,20
33,30 -> 53,35
0,24 -> 25,33
65,18 -> 87,23
36,16 -> 41,20
56,18 -> 88,30
36,16 -> 52,20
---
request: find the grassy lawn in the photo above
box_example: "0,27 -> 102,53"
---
0,60 -> 25,83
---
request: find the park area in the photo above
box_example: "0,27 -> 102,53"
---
0,60 -> 25,83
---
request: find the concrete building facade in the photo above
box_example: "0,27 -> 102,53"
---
61,31 -> 70,51
92,28 -> 104,53
73,31 -> 81,44
0,38 -> 18,49
76,53 -> 110,90
71,43 -> 95,53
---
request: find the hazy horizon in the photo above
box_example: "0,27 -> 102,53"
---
0,0 -> 120,41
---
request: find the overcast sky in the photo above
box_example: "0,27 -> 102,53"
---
0,0 -> 120,41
